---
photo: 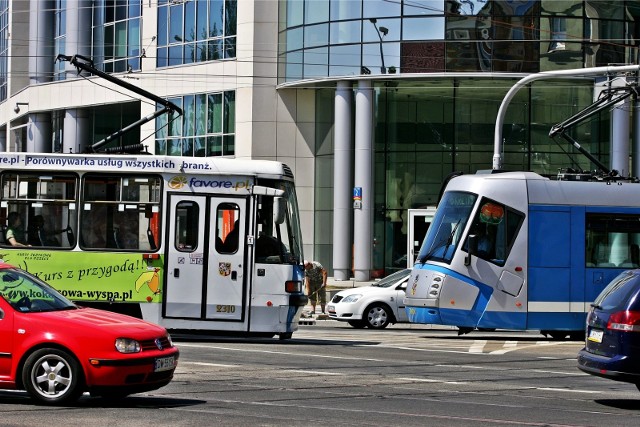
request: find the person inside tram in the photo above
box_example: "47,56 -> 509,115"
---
29,215 -> 66,246
6,212 -> 29,247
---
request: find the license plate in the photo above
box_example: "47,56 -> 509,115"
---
588,329 -> 603,343
154,356 -> 177,372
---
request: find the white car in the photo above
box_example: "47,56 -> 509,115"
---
327,269 -> 411,329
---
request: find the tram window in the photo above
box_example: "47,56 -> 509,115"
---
175,201 -> 199,252
464,199 -> 524,266
216,203 -> 240,254
1,173 -> 78,248
255,196 -> 291,263
585,214 -> 640,268
81,174 -> 162,251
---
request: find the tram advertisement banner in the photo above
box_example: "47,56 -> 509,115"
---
0,251 -> 163,303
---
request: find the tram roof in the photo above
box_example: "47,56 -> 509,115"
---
451,170 -> 640,208
0,152 -> 293,180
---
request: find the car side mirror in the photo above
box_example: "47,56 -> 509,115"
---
465,234 -> 478,266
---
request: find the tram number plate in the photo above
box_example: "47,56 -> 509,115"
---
154,356 -> 177,372
587,329 -> 603,343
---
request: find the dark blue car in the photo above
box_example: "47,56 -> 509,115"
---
578,270 -> 640,392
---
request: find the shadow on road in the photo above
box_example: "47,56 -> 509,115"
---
594,399 -> 640,410
0,391 -> 204,409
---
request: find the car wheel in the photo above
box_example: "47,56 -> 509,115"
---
547,331 -> 569,340
22,348 -> 84,405
364,304 -> 391,329
569,330 -> 585,341
348,320 -> 366,329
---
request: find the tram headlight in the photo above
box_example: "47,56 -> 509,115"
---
427,275 -> 444,298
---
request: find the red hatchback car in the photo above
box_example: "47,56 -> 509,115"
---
0,264 -> 179,404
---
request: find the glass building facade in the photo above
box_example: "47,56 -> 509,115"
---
156,0 -> 237,67
279,0 -> 640,275
0,0 -> 7,101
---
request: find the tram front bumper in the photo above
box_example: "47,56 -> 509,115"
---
404,298 -> 442,324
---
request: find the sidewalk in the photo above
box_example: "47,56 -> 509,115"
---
299,277 -> 380,325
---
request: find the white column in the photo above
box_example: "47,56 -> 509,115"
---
64,0 -> 93,79
634,99 -> 640,177
611,97 -> 630,176
63,109 -> 90,154
353,81 -> 374,282
29,0 -> 55,84
27,113 -> 52,153
333,81 -> 353,281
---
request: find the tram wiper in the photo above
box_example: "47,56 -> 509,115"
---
418,220 -> 461,264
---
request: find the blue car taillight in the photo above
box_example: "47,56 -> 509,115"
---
607,310 -> 640,332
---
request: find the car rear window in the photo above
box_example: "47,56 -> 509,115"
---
594,271 -> 640,311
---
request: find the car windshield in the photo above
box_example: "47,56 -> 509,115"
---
372,269 -> 411,288
0,268 -> 77,313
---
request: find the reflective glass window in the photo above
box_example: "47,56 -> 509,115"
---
363,0 -> 401,18
93,0 -> 142,72
330,20 -> 362,44
287,27 -> 304,51
158,0 -> 236,66
400,41 -> 445,72
304,47 -> 329,78
362,42 -> 400,74
403,17 -> 445,40
403,0 -> 445,16
156,91 -> 235,157
363,18 -> 400,42
540,0 -> 583,16
306,0 -> 329,24
493,0 -> 538,15
210,0 -> 224,36
586,1 -> 623,19
286,50 -> 303,81
329,44 -> 362,76
284,0 -> 303,27
304,23 -> 329,48
330,0 -> 361,20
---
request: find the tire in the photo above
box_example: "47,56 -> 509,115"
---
364,304 -> 391,329
22,348 -> 84,405
569,330 -> 585,341
279,332 -> 293,340
348,320 -> 366,329
547,331 -> 569,340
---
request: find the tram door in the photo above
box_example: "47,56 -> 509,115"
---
164,194 -> 248,321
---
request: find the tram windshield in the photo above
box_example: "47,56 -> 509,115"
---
417,191 -> 477,264
255,180 -> 303,264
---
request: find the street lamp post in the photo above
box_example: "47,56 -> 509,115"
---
369,18 -> 388,74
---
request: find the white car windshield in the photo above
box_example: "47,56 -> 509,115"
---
372,269 -> 411,287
